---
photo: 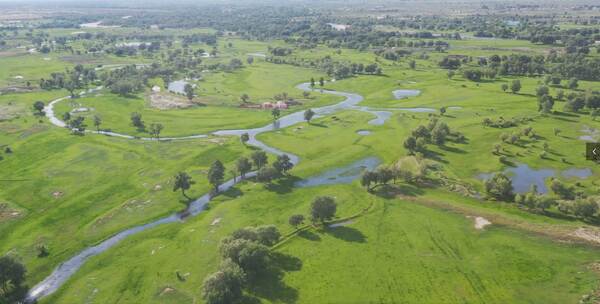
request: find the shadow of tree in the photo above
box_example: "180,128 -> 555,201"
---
246,253 -> 301,303
264,175 -> 302,194
373,184 -> 425,198
325,226 -> 367,243
297,230 -> 321,241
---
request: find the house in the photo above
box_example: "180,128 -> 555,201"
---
275,101 -> 288,109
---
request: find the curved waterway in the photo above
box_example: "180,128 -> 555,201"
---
31,83 -> 436,301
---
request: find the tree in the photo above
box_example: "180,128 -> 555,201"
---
68,116 -> 86,134
246,56 -> 254,65
310,196 -> 337,224
173,172 -> 194,200
439,107 -> 446,116
149,123 -> 164,139
403,136 -> 418,155
568,78 -> 579,90
33,101 -> 45,115
360,171 -> 378,191
319,77 -> 325,87
0,256 -> 27,304
236,157 -> 252,178
573,198 -> 598,219
219,238 -> 270,276
271,108 -> 280,120
208,160 -> 225,192
408,60 -> 416,69
510,80 -> 521,94
484,173 -> 514,201
184,83 -> 194,101
501,83 -> 508,92
304,109 -> 315,123
251,150 -> 268,169
536,85 -> 549,98
202,259 -> 245,304
93,115 -> 102,131
240,94 -> 249,103
288,214 -> 305,228
550,179 -> 575,200
130,112 -> 145,131
273,154 -> 294,174
256,166 -> 278,183
62,112 -> 71,122
591,109 -> 599,121
255,225 -> 281,246
240,133 -> 250,145
310,77 -> 315,88
431,124 -> 448,146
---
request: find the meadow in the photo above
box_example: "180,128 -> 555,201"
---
0,13 -> 600,304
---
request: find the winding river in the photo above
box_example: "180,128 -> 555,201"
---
29,83 -> 428,302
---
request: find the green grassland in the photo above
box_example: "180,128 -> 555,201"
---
1,25 -> 600,304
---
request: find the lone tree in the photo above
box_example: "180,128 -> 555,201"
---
236,157 -> 252,178
273,154 -> 294,175
439,107 -> 446,116
69,116 -> 86,135
288,214 -> 305,228
33,101 -> 45,116
510,80 -> 521,94
62,112 -> 71,122
93,115 -> 102,131
501,83 -> 508,92
251,150 -> 268,169
149,123 -> 164,140
184,83 -> 194,101
310,196 -> 337,224
304,109 -> 315,123
202,259 -> 246,304
271,108 -> 281,120
208,160 -> 225,192
319,77 -> 325,87
310,77 -> 315,88
0,256 -> 27,304
173,172 -> 194,200
484,173 -> 514,201
130,112 -> 145,131
240,94 -> 249,103
240,133 -> 250,145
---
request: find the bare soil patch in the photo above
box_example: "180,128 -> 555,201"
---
0,203 -> 22,222
148,92 -> 194,110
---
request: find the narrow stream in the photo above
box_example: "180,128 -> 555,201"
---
30,83 -> 434,301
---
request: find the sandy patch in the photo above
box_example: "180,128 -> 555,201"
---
52,191 -> 63,198
572,228 -> 600,245
0,203 -> 21,221
210,217 -> 222,226
159,287 -> 175,296
148,92 -> 194,110
467,216 -> 491,230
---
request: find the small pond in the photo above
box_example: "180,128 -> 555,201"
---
357,130 -> 371,136
477,164 -> 593,194
295,157 -> 381,188
392,89 -> 421,100
168,80 -> 189,94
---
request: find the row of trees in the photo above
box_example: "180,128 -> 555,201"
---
173,151 -> 295,201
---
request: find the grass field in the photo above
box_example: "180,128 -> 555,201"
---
1,21 -> 600,304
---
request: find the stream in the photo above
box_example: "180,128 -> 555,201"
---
30,82 -> 432,301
